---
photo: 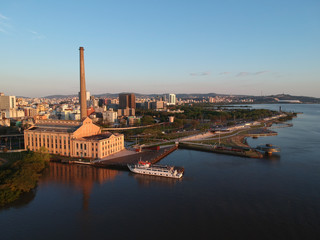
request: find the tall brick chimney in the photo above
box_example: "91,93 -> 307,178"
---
79,47 -> 87,120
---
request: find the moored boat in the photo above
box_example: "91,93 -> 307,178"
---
127,161 -> 184,178
256,144 -> 280,155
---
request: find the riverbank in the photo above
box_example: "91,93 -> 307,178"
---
0,149 -> 50,206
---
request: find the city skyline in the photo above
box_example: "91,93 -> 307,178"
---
1,0 -> 320,98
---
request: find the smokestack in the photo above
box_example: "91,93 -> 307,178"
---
79,47 -> 87,119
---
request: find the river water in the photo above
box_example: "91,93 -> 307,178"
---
1,104 -> 319,240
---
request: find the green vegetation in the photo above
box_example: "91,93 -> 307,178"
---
137,106 -> 278,125
115,107 -> 279,145
0,151 -> 28,163
141,115 -> 155,125
0,147 -> 50,206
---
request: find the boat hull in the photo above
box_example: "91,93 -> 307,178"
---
127,164 -> 183,179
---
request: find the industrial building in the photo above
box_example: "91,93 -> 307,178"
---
23,47 -> 125,159
24,118 -> 124,159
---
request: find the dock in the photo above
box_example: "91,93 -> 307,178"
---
92,145 -> 178,170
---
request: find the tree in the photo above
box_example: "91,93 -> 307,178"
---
173,119 -> 183,129
0,147 -> 49,206
141,115 -> 154,125
191,120 -> 199,129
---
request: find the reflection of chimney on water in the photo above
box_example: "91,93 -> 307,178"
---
79,47 -> 87,119
40,163 -> 120,211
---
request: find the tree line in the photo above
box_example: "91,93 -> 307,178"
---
0,147 -> 50,206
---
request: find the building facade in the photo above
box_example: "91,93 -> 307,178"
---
119,93 -> 136,109
117,108 -> 135,117
151,101 -> 165,110
0,94 -> 16,110
103,109 -> 118,123
0,93 -> 25,118
168,94 -> 176,105
24,117 -> 124,159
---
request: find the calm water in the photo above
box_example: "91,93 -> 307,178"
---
1,104 -> 320,240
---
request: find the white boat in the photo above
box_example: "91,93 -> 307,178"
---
127,161 -> 184,179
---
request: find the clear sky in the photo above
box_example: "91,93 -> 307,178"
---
1,0 -> 320,98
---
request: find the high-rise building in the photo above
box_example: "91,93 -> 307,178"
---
119,93 -> 136,109
168,94 -> 176,105
163,94 -> 167,101
0,93 -> 16,110
0,93 -> 25,118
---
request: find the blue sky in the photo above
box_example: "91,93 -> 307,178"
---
1,0 -> 320,98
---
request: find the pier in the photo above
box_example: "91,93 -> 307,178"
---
178,142 -> 263,158
92,145 -> 178,170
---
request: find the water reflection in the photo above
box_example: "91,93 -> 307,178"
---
0,189 -> 36,211
130,172 -> 182,187
40,162 -> 121,210
262,154 -> 281,162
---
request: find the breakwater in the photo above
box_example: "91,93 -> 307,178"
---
178,142 -> 263,158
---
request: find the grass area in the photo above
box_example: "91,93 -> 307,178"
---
142,141 -> 176,147
132,130 -> 201,145
193,137 -> 247,148
161,130 -> 200,140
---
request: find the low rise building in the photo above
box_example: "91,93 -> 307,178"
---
103,109 -> 118,123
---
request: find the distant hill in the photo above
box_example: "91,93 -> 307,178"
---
43,94 -> 77,99
252,94 -> 320,104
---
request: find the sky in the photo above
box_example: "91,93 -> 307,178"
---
1,0 -> 320,98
